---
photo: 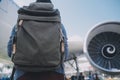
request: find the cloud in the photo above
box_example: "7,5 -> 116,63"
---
68,35 -> 83,42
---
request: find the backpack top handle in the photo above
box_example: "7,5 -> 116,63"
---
36,0 -> 52,3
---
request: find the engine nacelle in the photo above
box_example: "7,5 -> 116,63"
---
67,40 -> 83,61
84,21 -> 120,75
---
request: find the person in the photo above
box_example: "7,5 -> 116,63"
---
88,72 -> 94,80
94,73 -> 100,80
78,72 -> 85,80
7,0 -> 68,80
71,75 -> 77,80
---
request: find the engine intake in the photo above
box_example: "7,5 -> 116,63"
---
84,22 -> 120,75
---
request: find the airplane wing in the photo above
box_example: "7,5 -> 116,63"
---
0,0 -> 19,56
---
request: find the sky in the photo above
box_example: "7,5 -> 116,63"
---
13,0 -> 120,41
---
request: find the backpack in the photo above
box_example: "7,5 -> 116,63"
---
12,2 -> 64,72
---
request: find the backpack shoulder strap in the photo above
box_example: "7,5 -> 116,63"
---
10,66 -> 16,80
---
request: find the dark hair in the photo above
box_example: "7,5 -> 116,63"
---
36,0 -> 52,3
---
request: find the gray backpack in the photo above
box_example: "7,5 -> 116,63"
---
12,3 -> 64,72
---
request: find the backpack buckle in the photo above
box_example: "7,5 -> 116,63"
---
18,20 -> 23,26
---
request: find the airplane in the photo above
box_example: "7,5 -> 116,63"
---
0,0 -> 19,56
1,0 -> 120,78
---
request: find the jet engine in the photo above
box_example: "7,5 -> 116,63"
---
84,21 -> 120,75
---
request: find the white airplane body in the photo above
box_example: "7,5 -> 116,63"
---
0,0 -> 19,55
